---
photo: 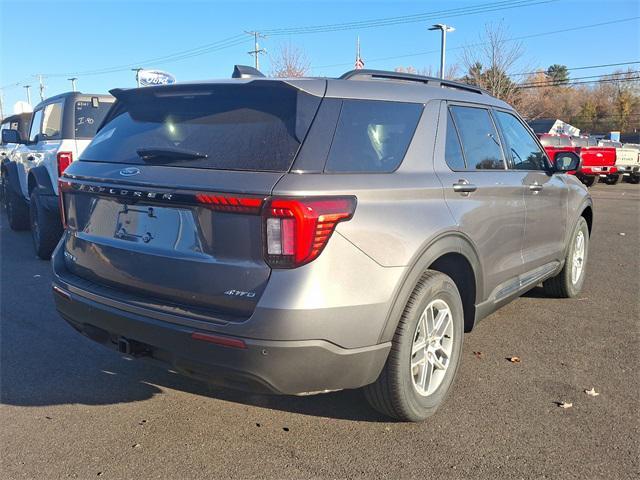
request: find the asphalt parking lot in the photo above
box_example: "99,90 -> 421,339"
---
1,182 -> 638,480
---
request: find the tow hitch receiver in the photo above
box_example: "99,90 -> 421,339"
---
117,337 -> 151,357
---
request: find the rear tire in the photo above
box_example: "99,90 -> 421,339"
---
604,174 -> 620,185
628,174 -> 640,185
364,270 -> 464,422
543,217 -> 589,298
30,188 -> 63,260
582,176 -> 597,187
6,180 -> 30,230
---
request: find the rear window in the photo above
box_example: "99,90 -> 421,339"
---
571,137 -> 588,147
324,100 -> 422,173
75,99 -> 113,139
80,83 -> 321,172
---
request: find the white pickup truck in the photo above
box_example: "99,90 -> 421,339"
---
1,92 -> 114,258
615,144 -> 640,184
1,113 -> 33,200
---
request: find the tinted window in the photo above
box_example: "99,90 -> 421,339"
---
494,111 -> 547,170
450,106 -> 505,170
81,83 -> 321,172
42,102 -> 63,139
324,100 -> 422,173
444,111 -> 465,170
75,100 -> 113,139
29,109 -> 43,142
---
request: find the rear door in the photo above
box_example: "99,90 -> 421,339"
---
435,102 -> 526,299
14,108 -> 44,198
493,109 -> 566,272
60,81 -> 323,321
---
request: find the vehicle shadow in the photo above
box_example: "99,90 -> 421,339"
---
0,311 -> 388,423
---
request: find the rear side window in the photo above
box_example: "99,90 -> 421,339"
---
444,111 -> 466,170
494,111 -> 548,171
75,100 -> 113,139
81,83 -> 321,172
324,100 -> 422,173
449,106 -> 505,170
42,102 -> 63,139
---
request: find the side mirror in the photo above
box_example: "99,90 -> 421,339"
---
553,151 -> 581,173
1,129 -> 22,145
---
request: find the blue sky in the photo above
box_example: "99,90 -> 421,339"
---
1,0 -> 638,113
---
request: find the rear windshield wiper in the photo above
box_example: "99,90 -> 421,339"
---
136,147 -> 208,162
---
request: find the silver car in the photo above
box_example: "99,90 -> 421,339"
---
52,68 -> 592,421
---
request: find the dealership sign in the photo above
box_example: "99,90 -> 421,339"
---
139,69 -> 176,87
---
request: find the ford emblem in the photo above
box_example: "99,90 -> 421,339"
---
120,167 -> 141,176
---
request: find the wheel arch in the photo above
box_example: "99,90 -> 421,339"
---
27,165 -> 55,196
378,232 -> 484,343
581,205 -> 593,235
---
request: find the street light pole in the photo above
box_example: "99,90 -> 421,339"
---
429,24 -> 455,79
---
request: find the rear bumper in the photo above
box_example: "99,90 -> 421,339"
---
580,166 -> 617,175
617,165 -> 640,174
51,247 -> 390,395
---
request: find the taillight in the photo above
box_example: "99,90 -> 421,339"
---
263,197 -> 356,268
57,152 -> 73,177
195,193 -> 264,214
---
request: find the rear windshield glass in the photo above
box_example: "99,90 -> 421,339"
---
75,100 -> 113,139
80,83 -> 321,172
571,137 -> 588,147
324,100 -> 423,173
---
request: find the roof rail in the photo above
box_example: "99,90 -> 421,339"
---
339,69 -> 486,95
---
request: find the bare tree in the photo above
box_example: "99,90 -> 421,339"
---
270,43 -> 311,78
394,64 -> 459,80
461,21 -> 524,103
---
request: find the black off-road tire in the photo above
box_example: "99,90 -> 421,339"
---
627,174 -> 640,185
364,270 -> 464,422
30,188 -> 63,260
582,176 -> 597,187
6,180 -> 30,230
543,217 -> 590,298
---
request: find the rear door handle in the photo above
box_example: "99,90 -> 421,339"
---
529,182 -> 543,192
453,179 -> 478,194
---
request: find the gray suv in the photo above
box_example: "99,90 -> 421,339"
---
52,68 -> 592,421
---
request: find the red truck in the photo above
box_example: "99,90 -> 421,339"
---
536,134 -> 617,187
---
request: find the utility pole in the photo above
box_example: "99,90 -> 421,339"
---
131,67 -> 144,87
24,85 -> 32,105
245,31 -> 266,70
37,74 -> 46,101
68,77 -> 78,92
428,24 -> 455,79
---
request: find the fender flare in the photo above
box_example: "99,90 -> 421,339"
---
27,165 -> 56,196
377,232 -> 484,343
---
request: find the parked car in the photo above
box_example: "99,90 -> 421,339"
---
1,112 -> 33,200
52,68 -> 592,422
610,143 -> 639,184
567,136 -> 618,186
2,92 -> 114,258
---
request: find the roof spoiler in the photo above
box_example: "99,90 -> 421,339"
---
232,65 -> 265,79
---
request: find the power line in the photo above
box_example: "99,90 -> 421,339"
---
313,16 -> 640,70
517,76 -> 640,89
264,0 -> 555,35
517,70 -> 640,87
511,60 -> 640,77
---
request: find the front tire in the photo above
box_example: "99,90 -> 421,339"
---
364,271 -> 464,422
543,217 -> 589,298
30,188 -> 63,260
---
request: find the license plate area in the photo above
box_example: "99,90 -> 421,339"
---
109,202 -> 203,252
